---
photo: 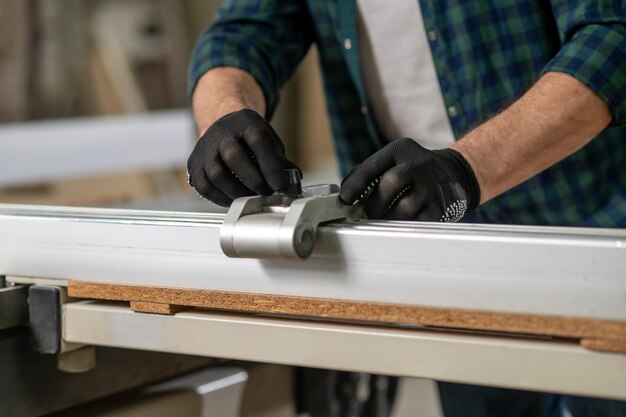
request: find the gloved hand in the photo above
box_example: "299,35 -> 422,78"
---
340,138 -> 480,222
187,108 -> 300,206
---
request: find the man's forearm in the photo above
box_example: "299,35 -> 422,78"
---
452,72 -> 612,204
192,67 -> 266,134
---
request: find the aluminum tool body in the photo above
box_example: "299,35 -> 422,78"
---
220,171 -> 361,259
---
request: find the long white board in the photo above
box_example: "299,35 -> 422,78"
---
65,301 -> 626,400
1,204 -> 625,321
0,110 -> 194,187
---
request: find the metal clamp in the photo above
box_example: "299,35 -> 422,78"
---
220,182 -> 361,259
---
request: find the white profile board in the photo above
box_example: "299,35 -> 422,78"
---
1,204 -> 625,321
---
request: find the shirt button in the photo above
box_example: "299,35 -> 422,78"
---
427,30 -> 438,42
344,38 -> 352,50
360,105 -> 368,114
447,105 -> 459,117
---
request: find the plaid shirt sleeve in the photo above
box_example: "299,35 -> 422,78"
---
187,1 -> 314,118
543,1 -> 626,125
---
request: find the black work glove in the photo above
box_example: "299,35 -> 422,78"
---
187,108 -> 300,207
340,138 -> 480,222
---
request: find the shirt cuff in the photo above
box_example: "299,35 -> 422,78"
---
542,23 -> 626,126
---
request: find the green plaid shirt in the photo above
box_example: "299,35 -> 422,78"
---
189,1 -> 626,227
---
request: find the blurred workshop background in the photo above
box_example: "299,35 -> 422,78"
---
0,0 -> 337,207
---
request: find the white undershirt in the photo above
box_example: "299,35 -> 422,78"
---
356,0 -> 455,149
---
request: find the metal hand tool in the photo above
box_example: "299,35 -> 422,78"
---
220,169 -> 361,259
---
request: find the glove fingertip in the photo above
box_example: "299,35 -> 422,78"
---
339,186 -> 358,205
266,170 -> 289,192
187,169 -> 232,207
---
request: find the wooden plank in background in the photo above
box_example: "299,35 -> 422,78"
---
0,0 -> 35,121
0,172 -> 157,206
